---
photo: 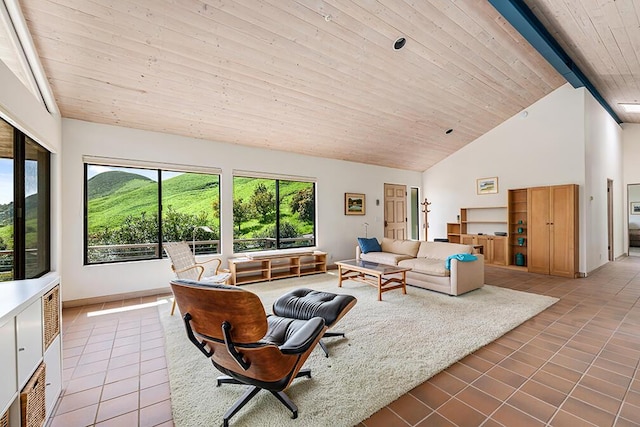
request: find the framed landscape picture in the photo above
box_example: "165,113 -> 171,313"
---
477,177 -> 498,195
345,193 -> 366,215
631,202 -> 640,215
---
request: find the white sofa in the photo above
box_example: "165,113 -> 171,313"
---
356,238 -> 485,296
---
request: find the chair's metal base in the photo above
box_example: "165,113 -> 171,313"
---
319,331 -> 346,357
216,369 -> 312,426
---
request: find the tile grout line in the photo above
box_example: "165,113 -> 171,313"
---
473,280 -> 612,425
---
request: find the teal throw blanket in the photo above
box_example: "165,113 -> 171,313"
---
445,253 -> 478,270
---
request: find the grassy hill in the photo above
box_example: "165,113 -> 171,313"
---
87,171 -> 220,233
0,171 -> 314,253
232,177 -> 313,236
0,193 -> 41,249
0,202 -> 11,226
88,171 -> 153,199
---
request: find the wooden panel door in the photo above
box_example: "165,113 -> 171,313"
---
384,183 -> 407,239
461,234 -> 475,245
476,235 -> 491,261
549,184 -> 578,277
492,236 -> 508,266
528,187 -> 551,274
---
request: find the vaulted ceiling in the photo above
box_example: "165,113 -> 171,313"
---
16,0 -> 640,172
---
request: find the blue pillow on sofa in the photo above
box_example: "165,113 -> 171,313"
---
358,237 -> 381,254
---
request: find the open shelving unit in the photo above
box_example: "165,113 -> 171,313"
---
228,251 -> 327,285
446,222 -> 462,244
447,206 -> 508,242
447,206 -> 508,265
508,188 -> 528,269
445,185 -> 576,275
299,252 -> 328,276
459,206 -> 508,234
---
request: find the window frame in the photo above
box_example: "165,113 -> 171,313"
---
0,118 -> 51,281
83,161 -> 221,265
232,172 -> 317,253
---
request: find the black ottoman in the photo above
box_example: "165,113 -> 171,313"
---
273,288 -> 357,357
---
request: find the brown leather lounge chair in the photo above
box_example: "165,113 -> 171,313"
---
170,279 -> 327,426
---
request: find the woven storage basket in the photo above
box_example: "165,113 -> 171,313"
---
42,285 -> 60,351
20,363 -> 46,427
0,408 -> 8,427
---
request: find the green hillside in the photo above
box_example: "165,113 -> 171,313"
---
2,171 -> 313,252
0,202 -> 11,226
88,170 -> 153,200
0,193 -> 42,250
232,177 -> 313,237
86,171 -> 313,252
87,171 -> 220,233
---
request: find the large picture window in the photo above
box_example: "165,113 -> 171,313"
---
85,163 -> 220,264
0,118 -> 51,281
233,175 -> 315,253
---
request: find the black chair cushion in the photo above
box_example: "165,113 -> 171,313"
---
273,288 -> 356,327
263,315 -> 324,353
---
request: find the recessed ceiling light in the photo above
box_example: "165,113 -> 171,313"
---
393,37 -> 406,50
620,103 -> 640,113
445,128 -> 453,135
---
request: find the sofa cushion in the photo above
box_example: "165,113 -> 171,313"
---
357,237 -> 382,254
416,242 -> 473,260
360,251 -> 412,266
399,258 -> 449,277
380,238 -> 421,257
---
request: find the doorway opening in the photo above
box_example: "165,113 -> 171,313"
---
628,183 -> 640,257
410,188 -> 419,240
608,179 -> 613,262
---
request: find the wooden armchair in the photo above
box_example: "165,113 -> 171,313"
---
163,241 -> 230,315
170,279 -> 327,426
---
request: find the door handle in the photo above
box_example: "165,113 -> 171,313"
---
384,220 -> 388,227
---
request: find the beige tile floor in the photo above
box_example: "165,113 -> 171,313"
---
49,257 -> 640,426
49,295 -> 174,427
362,259 -> 640,426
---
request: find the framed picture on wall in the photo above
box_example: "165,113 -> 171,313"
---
345,193 -> 366,215
477,177 -> 498,195
631,202 -> 640,215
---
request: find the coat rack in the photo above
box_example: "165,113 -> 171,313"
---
421,198 -> 431,241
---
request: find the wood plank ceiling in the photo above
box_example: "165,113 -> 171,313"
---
14,0 -> 613,171
524,0 -> 640,124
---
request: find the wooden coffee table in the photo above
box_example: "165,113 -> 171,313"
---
335,259 -> 411,301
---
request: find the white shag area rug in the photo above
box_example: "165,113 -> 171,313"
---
160,273 -> 558,427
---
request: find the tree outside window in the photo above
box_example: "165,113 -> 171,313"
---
233,176 -> 315,252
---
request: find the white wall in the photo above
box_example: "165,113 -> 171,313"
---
0,62 -> 60,152
0,60 -> 62,273
623,124 -> 640,186
423,85 -> 625,275
583,91 -> 624,269
622,124 -> 640,249
628,184 -> 640,230
61,119 -> 421,302
423,84 -> 587,271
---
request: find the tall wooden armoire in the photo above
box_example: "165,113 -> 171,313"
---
527,184 -> 578,278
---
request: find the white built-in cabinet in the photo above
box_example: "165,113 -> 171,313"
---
0,274 -> 61,426
0,318 -> 17,414
44,335 -> 62,413
16,299 -> 43,387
